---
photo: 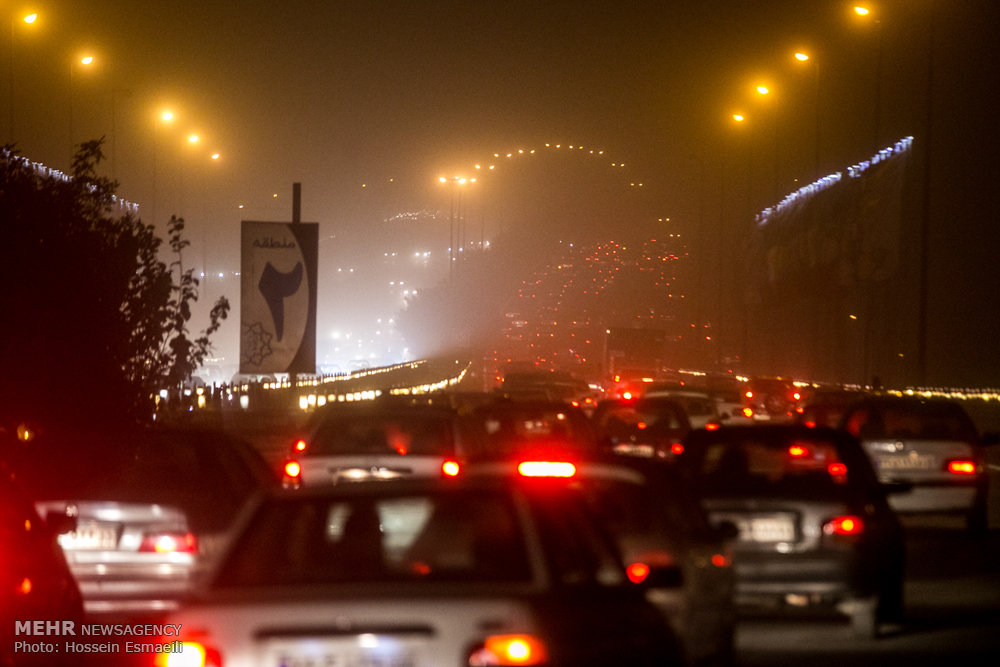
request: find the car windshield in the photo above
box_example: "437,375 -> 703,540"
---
215,489 -> 532,587
694,436 -> 852,499
845,403 -> 978,441
309,413 -> 456,456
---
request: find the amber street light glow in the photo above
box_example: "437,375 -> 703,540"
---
733,114 -> 745,122
756,85 -> 769,95
795,52 -> 809,61
23,13 -> 38,24
854,6 -> 870,16
188,134 -> 199,143
80,55 -> 94,65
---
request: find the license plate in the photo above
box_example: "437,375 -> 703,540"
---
267,638 -> 419,667
877,454 -> 935,470
748,517 -> 795,542
58,522 -> 119,550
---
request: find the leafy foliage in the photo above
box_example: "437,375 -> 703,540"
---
0,141 -> 229,427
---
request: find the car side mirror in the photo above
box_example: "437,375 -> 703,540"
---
45,511 -> 77,535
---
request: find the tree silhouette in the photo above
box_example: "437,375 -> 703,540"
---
0,140 -> 228,428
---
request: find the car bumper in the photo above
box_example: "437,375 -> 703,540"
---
886,483 -> 980,514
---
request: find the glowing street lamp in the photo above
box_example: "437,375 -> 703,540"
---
854,6 -> 870,17
69,54 -> 97,156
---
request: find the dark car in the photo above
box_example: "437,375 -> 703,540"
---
1,468 -> 84,666
2,426 -> 277,614
157,476 -> 683,666
796,387 -> 867,428
839,395 -> 992,531
468,453 -> 737,667
459,398 -> 601,460
678,425 -> 905,637
283,399 -> 473,487
592,396 -> 693,460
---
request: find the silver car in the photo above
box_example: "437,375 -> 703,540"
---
839,395 -> 991,531
156,477 -> 683,666
6,426 -> 276,613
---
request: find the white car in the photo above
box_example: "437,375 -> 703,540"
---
155,477 -> 682,666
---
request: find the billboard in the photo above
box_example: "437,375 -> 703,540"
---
240,221 -> 318,374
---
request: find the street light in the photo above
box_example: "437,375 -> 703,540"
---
69,54 -> 96,157
793,50 -> 822,179
7,12 -> 40,143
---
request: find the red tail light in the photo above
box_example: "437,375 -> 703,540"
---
517,461 -> 576,477
670,442 -> 684,455
293,439 -> 307,452
742,407 -> 754,418
711,552 -> 732,568
947,459 -> 977,475
828,462 -> 848,476
626,561 -> 650,583
469,634 -> 549,666
442,459 -> 462,477
153,639 -> 222,667
704,422 -> 720,431
283,460 -> 302,488
139,532 -> 197,554
823,515 -> 864,536
788,445 -> 809,457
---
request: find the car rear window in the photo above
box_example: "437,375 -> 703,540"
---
694,437 -> 854,498
845,403 -> 978,441
215,489 -> 532,587
308,414 -> 456,456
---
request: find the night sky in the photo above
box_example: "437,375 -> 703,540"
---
3,1 -> 998,387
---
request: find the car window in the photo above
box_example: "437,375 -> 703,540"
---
215,490 -> 533,587
530,492 -> 626,587
694,437 -> 855,498
310,415 -> 455,456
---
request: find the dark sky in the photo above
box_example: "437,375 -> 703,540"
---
4,1 -> 999,386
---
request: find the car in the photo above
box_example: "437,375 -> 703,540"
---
282,398 -> 473,487
796,387 -> 868,428
743,378 -> 803,421
678,424 -> 906,637
154,476 -> 684,666
0,468 -> 85,666
467,453 -> 737,667
2,425 -> 277,614
459,398 -> 601,460
643,388 -> 723,429
838,395 -> 992,531
591,395 -> 693,460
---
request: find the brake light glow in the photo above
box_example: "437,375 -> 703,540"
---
284,460 -> 302,479
293,439 -> 307,452
517,461 -> 576,477
139,532 -> 197,554
670,442 -> 684,455
828,462 -> 848,476
442,459 -> 461,477
154,640 -> 221,667
704,422 -> 720,431
711,553 -> 731,568
622,391 -> 634,400
469,634 -> 549,666
788,445 -> 809,457
626,561 -> 650,583
742,407 -> 754,418
824,515 -> 864,536
947,459 -> 977,475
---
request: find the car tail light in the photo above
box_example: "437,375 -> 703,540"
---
293,439 -> 307,452
139,532 -> 197,554
670,442 -> 684,455
626,561 -> 650,583
711,552 -> 731,568
517,461 -> 576,477
788,445 -> 809,457
283,460 -> 302,481
823,515 -> 864,537
828,462 -> 848,476
946,459 -> 977,475
742,407 -> 754,418
442,459 -> 462,477
468,634 -> 549,666
704,422 -> 720,431
153,639 -> 222,667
